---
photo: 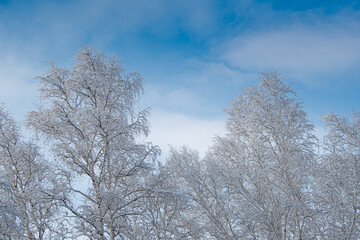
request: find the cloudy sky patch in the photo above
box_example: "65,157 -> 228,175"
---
1,0 -> 359,155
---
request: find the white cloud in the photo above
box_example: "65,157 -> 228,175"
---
147,110 -> 225,160
221,24 -> 360,84
141,59 -> 258,118
0,51 -> 41,121
180,58 -> 257,85
26,0 -> 218,44
142,85 -> 208,115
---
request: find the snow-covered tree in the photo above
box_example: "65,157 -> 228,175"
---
0,105 -> 59,239
4,42 -> 359,239
130,160 -> 199,239
167,146 -> 237,240
27,47 -> 159,239
315,112 -> 360,239
0,176 -> 24,239
208,72 -> 317,239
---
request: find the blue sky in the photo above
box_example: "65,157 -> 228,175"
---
1,0 -> 360,155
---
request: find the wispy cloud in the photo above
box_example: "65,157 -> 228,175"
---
141,59 -> 258,119
142,85 -> 207,115
148,110 -> 225,159
0,51 -> 41,120
180,58 -> 257,85
1,0 -> 360,156
219,13 -> 360,86
223,27 -> 360,71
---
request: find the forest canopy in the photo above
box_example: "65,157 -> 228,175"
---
1,47 -> 359,239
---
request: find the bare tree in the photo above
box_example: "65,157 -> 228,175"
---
5,42 -> 359,239
27,47 -> 159,239
165,146 -> 236,240
0,176 -> 24,239
0,105 -> 59,239
208,72 -> 317,239
315,112 -> 360,239
126,159 -> 199,240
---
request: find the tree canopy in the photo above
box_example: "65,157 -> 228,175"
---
1,47 -> 359,239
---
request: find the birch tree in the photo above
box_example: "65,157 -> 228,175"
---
166,146 -> 238,239
27,47 -> 158,239
209,72 -> 317,239
131,161 -> 199,239
316,112 -> 360,239
0,176 -> 24,239
0,105 -> 59,239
